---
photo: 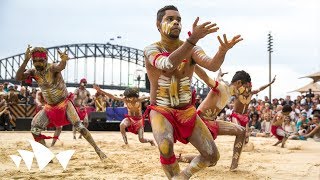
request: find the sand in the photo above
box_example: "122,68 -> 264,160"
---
1,131 -> 319,180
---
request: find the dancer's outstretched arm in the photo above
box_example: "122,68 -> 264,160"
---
52,49 -> 69,72
251,75 -> 276,94
93,85 -> 124,101
194,65 -> 217,88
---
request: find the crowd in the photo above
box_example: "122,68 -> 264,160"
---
1,81 -> 320,143
0,82 -> 151,130
200,94 -> 320,142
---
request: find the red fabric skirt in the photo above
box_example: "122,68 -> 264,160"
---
271,125 -> 284,140
145,104 -> 197,144
44,94 -> 78,127
76,107 -> 88,121
125,115 -> 143,134
197,110 -> 219,140
45,99 -> 71,128
231,112 -> 249,127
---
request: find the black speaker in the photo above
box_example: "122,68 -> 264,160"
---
15,118 -> 32,131
145,73 -> 150,90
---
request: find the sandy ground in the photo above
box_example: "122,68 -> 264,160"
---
0,131 -> 320,180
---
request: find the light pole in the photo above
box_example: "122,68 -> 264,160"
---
267,32 -> 273,101
109,36 -> 122,85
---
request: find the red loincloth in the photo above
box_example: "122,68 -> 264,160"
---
76,107 -> 87,121
145,104 -> 197,144
125,115 -> 143,134
44,94 -> 76,127
197,110 -> 219,140
271,125 -> 284,140
231,112 -> 249,127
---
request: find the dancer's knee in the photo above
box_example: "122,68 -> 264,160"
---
74,121 -> 85,132
206,148 -> 220,165
158,139 -> 173,157
120,123 -> 126,130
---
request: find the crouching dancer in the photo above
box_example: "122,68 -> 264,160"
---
16,45 -> 107,160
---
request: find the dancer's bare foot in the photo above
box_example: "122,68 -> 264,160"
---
273,140 -> 281,146
230,163 -> 238,171
150,140 -> 155,146
96,149 -> 107,161
173,172 -> 188,180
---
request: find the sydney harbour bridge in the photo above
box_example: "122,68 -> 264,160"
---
0,43 -> 209,94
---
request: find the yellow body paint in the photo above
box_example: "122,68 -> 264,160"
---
159,139 -> 170,155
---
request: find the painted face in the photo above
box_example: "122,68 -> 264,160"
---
230,81 -> 250,96
33,59 -> 47,71
160,10 -> 182,38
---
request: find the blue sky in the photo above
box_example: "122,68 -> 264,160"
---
0,0 -> 319,99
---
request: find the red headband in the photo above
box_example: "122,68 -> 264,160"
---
80,78 -> 87,83
32,52 -> 47,59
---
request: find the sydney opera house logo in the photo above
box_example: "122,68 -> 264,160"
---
9,140 -> 75,171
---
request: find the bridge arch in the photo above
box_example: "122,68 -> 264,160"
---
0,43 -> 209,94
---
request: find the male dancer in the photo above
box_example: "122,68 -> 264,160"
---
231,74 -> 276,143
93,85 -> 155,146
178,67 -> 247,171
271,104 -> 292,147
73,78 -> 90,139
16,45 -> 106,160
144,5 -> 242,179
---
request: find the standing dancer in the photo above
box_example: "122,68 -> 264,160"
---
16,45 -> 106,160
94,85 -> 155,146
144,5 -> 242,179
231,74 -> 276,143
178,67 -> 246,171
73,78 -> 90,139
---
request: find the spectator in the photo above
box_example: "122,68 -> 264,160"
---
28,90 -> 37,105
0,83 -> 6,95
282,95 -> 293,106
249,112 -> 261,136
258,113 -> 272,137
282,116 -> 296,137
18,86 -> 28,104
0,106 -> 13,131
272,98 -> 279,108
5,85 -> 19,105
296,112 -> 309,131
302,104 -> 312,119
3,82 -> 9,92
303,113 -> 320,142
195,95 -> 202,108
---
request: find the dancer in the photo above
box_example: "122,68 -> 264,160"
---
271,104 -> 292,147
144,5 -> 242,179
231,74 -> 276,143
93,85 -> 155,146
73,78 -> 90,139
178,67 -> 246,171
16,45 -> 106,160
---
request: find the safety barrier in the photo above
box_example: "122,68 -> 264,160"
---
8,104 -> 36,127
